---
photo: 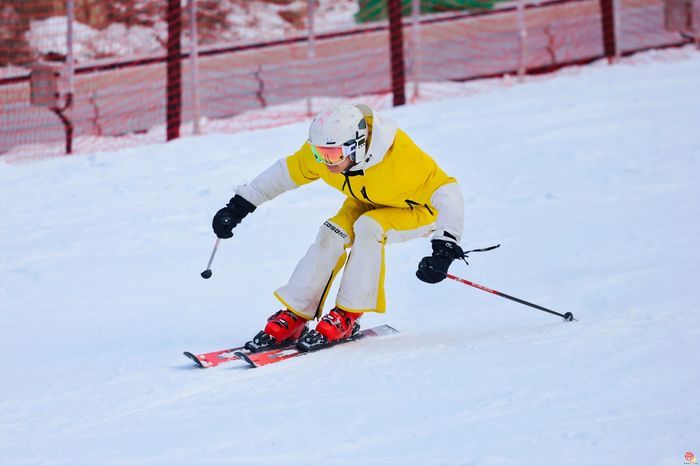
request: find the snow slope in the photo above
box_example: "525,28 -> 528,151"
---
1,48 -> 699,466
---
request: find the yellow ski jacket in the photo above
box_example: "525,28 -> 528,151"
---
235,107 -> 465,242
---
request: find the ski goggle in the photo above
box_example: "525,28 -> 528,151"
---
310,140 -> 357,166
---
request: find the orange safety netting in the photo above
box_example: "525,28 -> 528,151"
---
0,0 -> 694,160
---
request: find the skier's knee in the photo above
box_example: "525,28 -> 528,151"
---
353,215 -> 385,242
317,220 -> 351,249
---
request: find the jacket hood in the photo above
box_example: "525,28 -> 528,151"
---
347,105 -> 399,173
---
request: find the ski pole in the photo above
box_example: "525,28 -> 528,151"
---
442,272 -> 575,322
200,237 -> 221,279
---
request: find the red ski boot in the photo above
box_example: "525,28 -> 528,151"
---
245,310 -> 309,352
316,308 -> 362,341
297,308 -> 362,352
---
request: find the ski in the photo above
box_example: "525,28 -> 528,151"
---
234,324 -> 399,368
183,346 -> 246,368
183,340 -> 301,368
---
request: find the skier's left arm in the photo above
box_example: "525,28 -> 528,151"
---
416,182 -> 466,284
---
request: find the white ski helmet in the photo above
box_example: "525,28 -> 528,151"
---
308,104 -> 369,163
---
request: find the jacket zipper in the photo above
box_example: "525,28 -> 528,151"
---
342,172 -> 360,201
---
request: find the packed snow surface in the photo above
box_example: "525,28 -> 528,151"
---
1,49 -> 699,465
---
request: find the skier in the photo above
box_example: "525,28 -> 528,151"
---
211,104 -> 466,351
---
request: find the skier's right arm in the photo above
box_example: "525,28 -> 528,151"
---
212,143 -> 320,239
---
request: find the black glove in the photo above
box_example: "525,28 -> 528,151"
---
212,194 -> 256,239
416,240 -> 464,284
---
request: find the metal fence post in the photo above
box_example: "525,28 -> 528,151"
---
613,0 -> 622,59
66,0 -> 75,107
599,0 -> 618,62
306,0 -> 316,116
410,0 -> 421,101
188,0 -> 201,135
167,0 -> 182,141
517,0 -> 528,80
63,0 -> 75,154
387,0 -> 406,107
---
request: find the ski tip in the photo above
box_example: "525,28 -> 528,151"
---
233,351 -> 257,369
183,351 -> 206,368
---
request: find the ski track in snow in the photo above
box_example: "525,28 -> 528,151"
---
1,48 -> 699,465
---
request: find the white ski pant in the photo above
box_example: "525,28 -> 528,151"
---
274,198 -> 436,319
